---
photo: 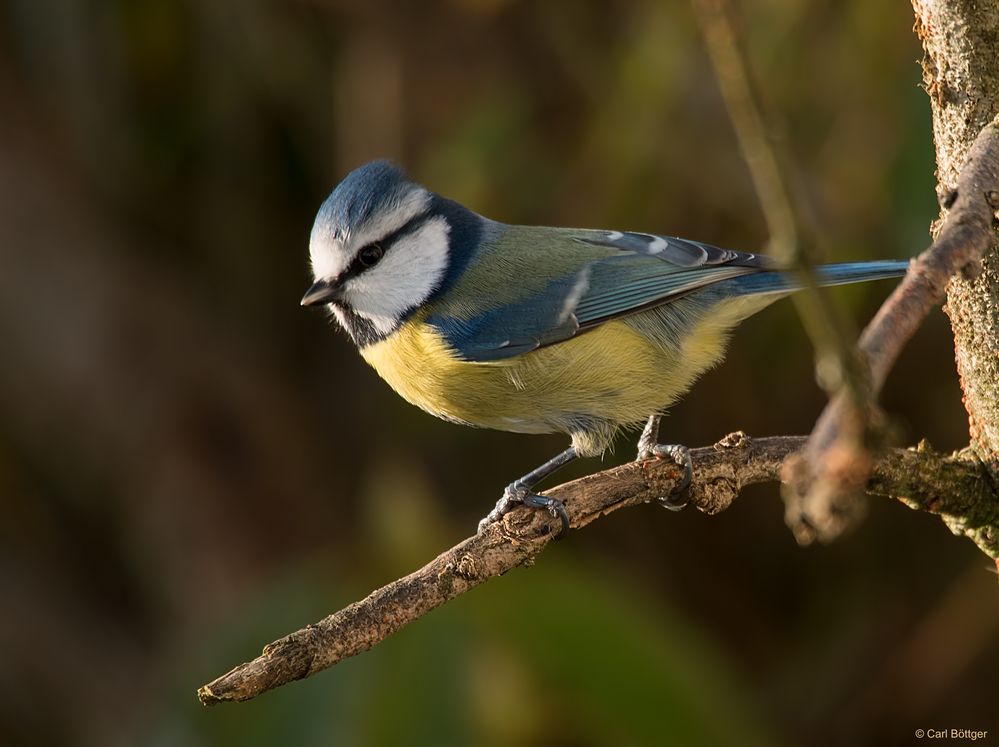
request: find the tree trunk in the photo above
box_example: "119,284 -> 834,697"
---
914,0 -> 999,474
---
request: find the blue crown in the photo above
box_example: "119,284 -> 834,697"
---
313,160 -> 415,239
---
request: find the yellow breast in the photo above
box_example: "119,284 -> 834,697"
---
358,298 -> 766,454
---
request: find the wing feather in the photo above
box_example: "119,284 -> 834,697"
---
428,230 -> 770,362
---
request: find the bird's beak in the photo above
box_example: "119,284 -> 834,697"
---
300,279 -> 340,307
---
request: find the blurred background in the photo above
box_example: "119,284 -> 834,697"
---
2,0 -> 997,745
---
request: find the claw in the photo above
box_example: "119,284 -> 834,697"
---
638,443 -> 692,510
477,483 -> 570,538
477,446 -> 577,537
522,492 -> 570,538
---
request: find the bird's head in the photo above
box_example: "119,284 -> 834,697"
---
302,160 -> 467,344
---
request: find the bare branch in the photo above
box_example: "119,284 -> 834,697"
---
787,114 -> 999,542
198,433 -> 994,706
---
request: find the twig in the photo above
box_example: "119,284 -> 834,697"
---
198,433 -> 994,705
691,0 -> 868,402
786,114 -> 999,543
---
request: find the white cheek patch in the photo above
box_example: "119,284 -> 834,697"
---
343,216 -> 450,334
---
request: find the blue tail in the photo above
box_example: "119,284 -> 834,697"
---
727,260 -> 909,296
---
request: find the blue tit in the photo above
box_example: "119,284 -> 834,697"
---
301,160 -> 907,536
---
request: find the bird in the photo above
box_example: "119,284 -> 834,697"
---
301,160 -> 908,537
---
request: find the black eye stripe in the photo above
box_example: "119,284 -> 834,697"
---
341,212 -> 430,281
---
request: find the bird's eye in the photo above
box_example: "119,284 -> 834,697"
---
358,243 -> 384,267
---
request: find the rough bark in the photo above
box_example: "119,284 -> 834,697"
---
914,0 -> 999,472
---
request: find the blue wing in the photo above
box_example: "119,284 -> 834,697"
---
427,230 -> 771,362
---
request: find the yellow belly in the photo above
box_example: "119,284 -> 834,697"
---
359,300 -> 765,455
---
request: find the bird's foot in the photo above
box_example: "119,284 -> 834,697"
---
477,482 -> 570,538
637,443 -> 692,510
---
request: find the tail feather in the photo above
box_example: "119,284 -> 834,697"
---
727,260 -> 909,296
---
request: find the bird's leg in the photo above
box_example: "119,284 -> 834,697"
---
636,414 -> 691,510
478,447 -> 577,538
